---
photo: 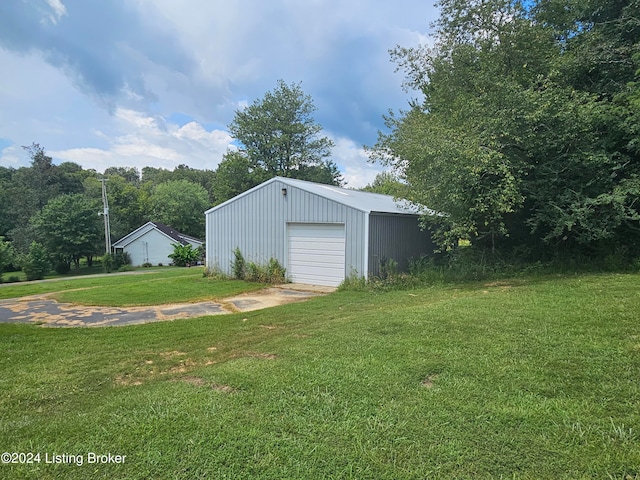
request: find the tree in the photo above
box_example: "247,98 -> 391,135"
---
295,162 -> 343,186
171,164 -> 217,202
141,165 -> 216,203
148,180 -> 210,238
32,194 -> 103,270
85,174 -> 145,242
228,80 -> 341,185
21,144 -> 83,208
56,162 -> 85,195
141,166 -> 172,185
212,151 -> 264,205
0,236 -> 15,282
0,169 -> 17,238
103,166 -> 141,184
23,143 -> 60,210
361,171 -> 409,197
370,0 -> 640,255
21,241 -> 50,281
3,145 -> 85,248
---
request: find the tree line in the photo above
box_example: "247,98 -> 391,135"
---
370,0 -> 640,264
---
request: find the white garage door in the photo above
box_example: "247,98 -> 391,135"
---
288,223 -> 346,287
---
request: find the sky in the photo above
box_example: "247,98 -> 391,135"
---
0,0 -> 437,188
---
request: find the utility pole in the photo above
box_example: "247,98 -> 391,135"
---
99,176 -> 111,255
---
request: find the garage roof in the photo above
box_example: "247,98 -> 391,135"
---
206,176 -> 427,215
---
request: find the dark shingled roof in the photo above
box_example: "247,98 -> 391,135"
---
151,222 -> 202,246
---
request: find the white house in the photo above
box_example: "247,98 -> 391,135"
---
205,177 -> 435,287
113,222 -> 203,266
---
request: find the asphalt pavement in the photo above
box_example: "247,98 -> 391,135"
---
0,285 -> 330,327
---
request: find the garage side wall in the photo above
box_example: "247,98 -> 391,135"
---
206,180 -> 367,278
368,214 -> 435,276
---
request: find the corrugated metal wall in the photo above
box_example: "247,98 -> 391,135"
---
206,179 -> 367,277
368,214 -> 434,276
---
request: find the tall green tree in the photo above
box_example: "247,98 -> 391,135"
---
21,144 -> 83,208
23,143 -> 60,210
171,164 -> 217,202
0,168 -> 16,238
141,165 -> 216,202
361,171 -> 408,198
21,241 -> 50,281
0,236 -> 15,282
212,151 -> 264,205
32,193 -> 103,270
4,145 -> 85,249
370,0 -> 640,255
141,166 -> 172,185
103,166 -> 141,184
148,180 -> 210,238
228,80 -> 342,185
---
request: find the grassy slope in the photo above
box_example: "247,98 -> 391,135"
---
0,268 -> 265,306
1,273 -> 639,479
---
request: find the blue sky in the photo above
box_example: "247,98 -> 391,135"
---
0,0 -> 437,187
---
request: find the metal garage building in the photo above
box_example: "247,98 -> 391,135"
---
205,177 -> 435,287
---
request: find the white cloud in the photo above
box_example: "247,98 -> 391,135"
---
0,145 -> 26,168
114,108 -> 161,130
51,109 -> 234,173
44,0 -> 67,24
0,0 -> 438,183
330,135 -> 383,189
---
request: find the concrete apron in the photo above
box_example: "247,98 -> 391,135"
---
0,284 -> 335,327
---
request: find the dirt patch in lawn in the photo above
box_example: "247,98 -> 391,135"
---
421,374 -> 440,389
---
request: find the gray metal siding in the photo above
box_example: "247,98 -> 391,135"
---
206,179 -> 367,277
368,214 -> 435,276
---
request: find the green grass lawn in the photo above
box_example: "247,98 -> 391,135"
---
1,273 -> 639,479
0,267 -> 265,306
2,264 -> 114,284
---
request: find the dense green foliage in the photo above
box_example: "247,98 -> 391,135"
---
0,144 -> 88,253
32,193 -> 103,270
231,247 -> 246,280
211,151 -> 262,205
0,152 -> 216,278
149,180 -> 209,239
228,79 -> 343,188
84,174 -> 145,242
168,243 -> 201,267
361,171 -> 409,197
0,236 -> 15,282
370,0 -> 640,260
243,257 -> 287,283
229,247 -> 286,283
102,252 -> 132,273
20,241 -> 51,281
1,272 -> 639,478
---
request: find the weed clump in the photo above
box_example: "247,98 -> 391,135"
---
229,248 -> 286,284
